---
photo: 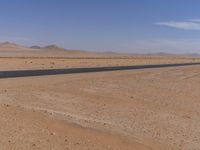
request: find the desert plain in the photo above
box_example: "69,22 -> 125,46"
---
0,42 -> 200,150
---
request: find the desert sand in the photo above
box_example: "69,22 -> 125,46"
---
0,42 -> 200,149
0,57 -> 200,71
0,65 -> 200,149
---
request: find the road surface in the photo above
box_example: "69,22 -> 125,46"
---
0,62 -> 200,78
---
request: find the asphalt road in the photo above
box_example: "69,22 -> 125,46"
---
0,62 -> 200,79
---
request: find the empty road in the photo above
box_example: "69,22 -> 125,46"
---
0,62 -> 200,78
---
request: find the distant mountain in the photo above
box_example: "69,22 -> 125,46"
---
144,52 -> 175,56
29,44 -> 67,51
0,42 -> 25,48
43,45 -> 67,51
0,42 -> 33,51
1,41 -> 200,58
183,53 -> 200,57
0,42 -> 65,53
30,46 -> 42,49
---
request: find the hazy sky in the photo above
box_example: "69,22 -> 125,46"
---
1,0 -> 200,53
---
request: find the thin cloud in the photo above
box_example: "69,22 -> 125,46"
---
156,20 -> 200,30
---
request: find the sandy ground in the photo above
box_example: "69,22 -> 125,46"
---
0,104 -> 154,150
0,64 -> 200,149
0,57 -> 199,70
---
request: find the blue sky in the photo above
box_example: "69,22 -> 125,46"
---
1,0 -> 200,53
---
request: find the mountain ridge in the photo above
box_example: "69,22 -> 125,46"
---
0,42 -> 200,57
